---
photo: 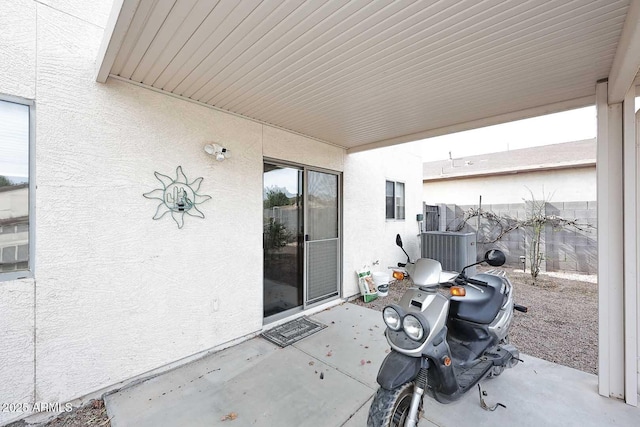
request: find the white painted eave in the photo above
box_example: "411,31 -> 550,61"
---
95,0 -> 140,83
96,0 -> 633,152
423,160 -> 596,182
608,0 -> 640,103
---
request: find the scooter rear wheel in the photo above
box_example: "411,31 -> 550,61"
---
367,382 -> 423,427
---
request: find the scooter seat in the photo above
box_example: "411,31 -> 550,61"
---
449,274 -> 505,324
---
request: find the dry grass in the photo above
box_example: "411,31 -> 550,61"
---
6,400 -> 112,427
43,400 -> 110,427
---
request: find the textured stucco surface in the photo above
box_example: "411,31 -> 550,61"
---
0,280 -> 34,425
37,0 -> 114,28
263,126 -> 345,172
1,0 -> 349,422
0,1 -> 426,424
343,143 -> 424,297
31,2 -> 267,405
0,1 -> 37,425
0,0 -> 36,99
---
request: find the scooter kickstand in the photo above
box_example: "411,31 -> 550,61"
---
477,384 -> 507,411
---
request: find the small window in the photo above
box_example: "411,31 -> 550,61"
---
0,97 -> 32,279
385,180 -> 405,220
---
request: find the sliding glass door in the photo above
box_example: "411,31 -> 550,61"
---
263,162 -> 340,321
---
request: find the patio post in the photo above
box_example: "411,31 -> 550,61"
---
604,0 -> 640,405
596,80 -> 625,401
623,86 -> 638,407
596,79 -> 639,406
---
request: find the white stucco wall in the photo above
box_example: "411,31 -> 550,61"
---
0,1 -> 348,424
343,143 -> 424,298
422,166 -> 596,206
0,279 -> 34,424
32,0 -> 266,414
263,126 -> 344,172
0,0 -> 36,100
0,2 -> 37,424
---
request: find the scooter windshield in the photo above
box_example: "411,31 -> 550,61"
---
408,258 -> 443,287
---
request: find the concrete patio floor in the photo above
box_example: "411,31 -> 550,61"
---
104,303 -> 640,426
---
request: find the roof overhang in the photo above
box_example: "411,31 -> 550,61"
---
423,160 -> 596,182
96,0 -> 640,153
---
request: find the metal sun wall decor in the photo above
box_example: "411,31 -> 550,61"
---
143,166 -> 211,229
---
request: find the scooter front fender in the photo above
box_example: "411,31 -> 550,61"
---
376,351 -> 423,390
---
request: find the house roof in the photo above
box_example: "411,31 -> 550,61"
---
96,1 -> 640,153
423,139 -> 596,181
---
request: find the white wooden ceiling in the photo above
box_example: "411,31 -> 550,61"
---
98,0 -> 632,151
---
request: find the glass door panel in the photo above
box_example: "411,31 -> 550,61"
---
263,164 -> 303,318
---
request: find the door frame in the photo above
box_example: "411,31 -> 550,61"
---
303,166 -> 342,309
262,158 -> 342,323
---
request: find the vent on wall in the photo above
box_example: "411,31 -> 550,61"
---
421,232 -> 476,276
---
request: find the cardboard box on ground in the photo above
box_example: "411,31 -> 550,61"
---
356,267 -> 378,303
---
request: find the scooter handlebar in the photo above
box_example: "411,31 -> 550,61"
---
466,277 -> 488,287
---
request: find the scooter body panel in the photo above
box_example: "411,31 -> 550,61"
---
376,351 -> 423,391
386,289 -> 449,357
486,276 -> 515,342
419,328 -> 459,396
380,272 -> 520,396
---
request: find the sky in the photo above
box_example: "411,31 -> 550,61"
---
263,167 -> 300,198
268,96 -> 639,194
418,97 -> 640,161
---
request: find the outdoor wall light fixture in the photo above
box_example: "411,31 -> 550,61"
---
204,143 -> 231,162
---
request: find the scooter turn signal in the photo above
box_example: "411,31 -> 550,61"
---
450,286 -> 466,297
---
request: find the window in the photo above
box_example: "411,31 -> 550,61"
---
0,96 -> 33,279
385,180 -> 405,220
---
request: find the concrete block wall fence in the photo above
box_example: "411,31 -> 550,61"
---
440,201 -> 597,274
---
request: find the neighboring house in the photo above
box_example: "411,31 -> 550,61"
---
422,139 -> 596,205
422,140 -> 597,273
0,1 -> 639,424
0,185 -> 29,273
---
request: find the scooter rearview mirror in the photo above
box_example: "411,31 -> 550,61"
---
395,234 -> 411,265
484,249 -> 506,267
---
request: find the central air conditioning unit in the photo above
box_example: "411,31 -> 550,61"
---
421,231 -> 477,275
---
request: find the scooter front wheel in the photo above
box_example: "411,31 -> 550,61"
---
367,382 -> 423,427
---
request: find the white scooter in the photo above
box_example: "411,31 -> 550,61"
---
368,234 -> 528,427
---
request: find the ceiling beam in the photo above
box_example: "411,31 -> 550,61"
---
608,0 -> 640,103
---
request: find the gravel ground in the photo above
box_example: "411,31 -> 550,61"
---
351,266 -> 598,375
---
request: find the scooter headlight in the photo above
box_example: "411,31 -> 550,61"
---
403,315 -> 424,341
382,307 -> 402,331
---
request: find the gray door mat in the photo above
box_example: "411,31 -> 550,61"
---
261,316 -> 327,347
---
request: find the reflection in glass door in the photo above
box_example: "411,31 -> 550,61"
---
263,164 -> 303,318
